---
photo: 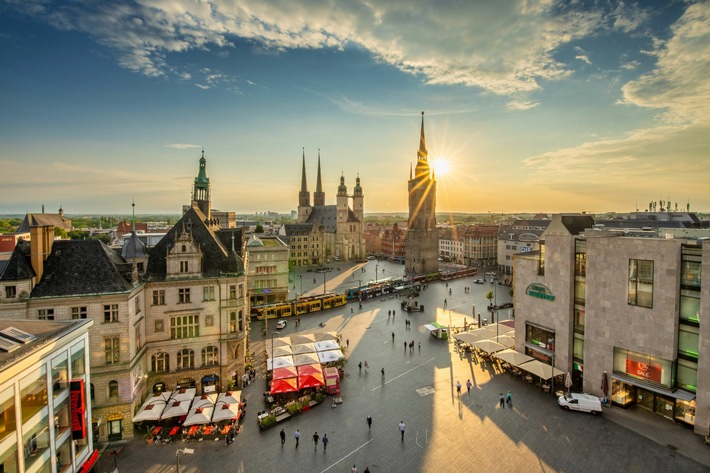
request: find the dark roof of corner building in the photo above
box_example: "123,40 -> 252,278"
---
16,213 -> 72,233
0,241 -> 35,281
305,205 -> 338,232
146,206 -> 243,279
283,223 -> 320,239
559,215 -> 595,235
30,240 -> 134,298
0,319 -> 92,371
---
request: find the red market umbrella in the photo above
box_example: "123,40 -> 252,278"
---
270,378 -> 298,395
298,373 -> 325,390
297,363 -> 323,377
272,366 -> 298,380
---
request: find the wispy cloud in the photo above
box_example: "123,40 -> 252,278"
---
5,0 -> 647,97
165,143 -> 201,149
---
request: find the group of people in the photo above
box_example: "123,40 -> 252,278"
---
403,340 -> 418,352
499,390 -> 513,407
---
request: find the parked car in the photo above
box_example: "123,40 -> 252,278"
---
558,393 -> 602,415
276,320 -> 287,329
473,279 -> 484,284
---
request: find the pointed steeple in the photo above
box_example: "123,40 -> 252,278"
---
131,199 -> 136,234
298,148 -> 311,207
193,149 -> 211,218
314,149 -> 325,206
417,111 -> 427,160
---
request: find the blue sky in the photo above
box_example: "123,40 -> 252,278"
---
1,0 -> 708,215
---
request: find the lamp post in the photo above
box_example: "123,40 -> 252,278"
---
271,332 -> 275,373
176,448 -> 194,473
299,274 -> 302,296
322,270 -> 327,295
375,263 -> 379,283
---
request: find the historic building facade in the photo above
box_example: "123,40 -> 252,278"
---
405,113 -> 439,275
513,214 -> 709,437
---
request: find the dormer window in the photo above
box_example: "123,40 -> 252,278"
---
182,245 -> 187,252
180,261 -> 189,273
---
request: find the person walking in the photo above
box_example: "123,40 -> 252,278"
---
294,429 -> 300,447
364,468 -> 370,473
399,421 -> 406,441
351,465 -> 358,473
456,381 -> 462,397
404,341 -> 407,351
346,339 -> 350,348
364,361 -> 369,370
466,379 -> 473,396
499,393 -> 505,407
313,432 -> 319,450
358,361 -> 362,372
366,415 -> 372,430
391,332 -> 395,342
279,428 -> 286,446
506,390 -> 513,407
322,434 -> 328,451
381,367 -> 385,378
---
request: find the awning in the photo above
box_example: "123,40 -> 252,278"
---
267,355 -> 295,371
291,343 -> 317,354
492,349 -> 534,367
518,360 -> 564,381
470,339 -> 507,354
424,323 -> 446,332
298,373 -> 325,389
314,332 -> 340,342
291,333 -> 317,345
610,373 -> 696,401
161,399 -> 192,419
270,377 -> 299,394
315,340 -> 340,352
293,352 -> 321,366
297,363 -> 323,377
272,366 -> 299,380
317,350 -> 344,363
77,449 -> 99,473
212,401 -> 241,422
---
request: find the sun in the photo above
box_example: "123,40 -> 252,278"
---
431,158 -> 450,176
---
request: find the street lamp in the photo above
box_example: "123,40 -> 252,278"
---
298,274 -> 302,296
375,263 -> 379,283
176,448 -> 194,473
322,270 -> 327,295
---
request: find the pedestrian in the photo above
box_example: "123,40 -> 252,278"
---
399,421 -> 406,441
346,339 -> 350,348
456,381 -> 462,396
294,429 -> 300,447
388,309 -> 391,317
466,379 -> 472,396
381,367 -> 385,378
352,465 -> 358,473
499,393 -> 505,407
279,428 -> 286,446
366,415 -> 372,430
364,361 -> 369,370
418,341 -> 421,352
364,468 -> 370,473
313,432 -> 319,450
506,390 -> 512,407
358,361 -> 362,372
404,341 -> 407,351
392,332 -> 395,341
322,433 -> 328,451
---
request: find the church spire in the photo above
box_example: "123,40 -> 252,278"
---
298,148 -> 311,207
300,148 -> 308,193
314,149 -> 325,206
131,199 -> 136,234
193,149 -> 211,218
417,111 -> 427,160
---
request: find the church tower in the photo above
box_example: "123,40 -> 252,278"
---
405,112 -> 439,275
193,150 -> 211,218
297,149 -> 312,222
352,174 -> 364,223
336,173 -> 348,223
314,150 -> 325,206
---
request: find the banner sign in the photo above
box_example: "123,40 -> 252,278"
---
625,359 -> 662,383
525,283 -> 555,301
70,379 -> 87,440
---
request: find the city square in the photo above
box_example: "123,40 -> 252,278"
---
102,260 -> 710,473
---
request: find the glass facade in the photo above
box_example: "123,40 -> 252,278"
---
51,354 -> 68,399
0,386 -> 16,443
628,259 -> 654,308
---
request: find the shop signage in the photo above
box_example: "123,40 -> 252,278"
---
70,379 -> 87,440
625,359 -> 662,383
526,283 -> 555,301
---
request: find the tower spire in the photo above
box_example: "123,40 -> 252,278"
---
131,199 -> 136,234
314,148 -> 325,206
417,111 -> 427,160
300,148 -> 308,193
298,148 -> 311,208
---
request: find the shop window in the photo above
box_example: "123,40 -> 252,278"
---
628,259 -> 653,308
675,399 -> 696,425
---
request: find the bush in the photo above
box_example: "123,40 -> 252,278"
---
286,401 -> 302,415
260,414 -> 276,427
314,392 -> 325,403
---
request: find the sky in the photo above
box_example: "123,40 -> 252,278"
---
1,0 -> 709,215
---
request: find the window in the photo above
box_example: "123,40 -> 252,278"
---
134,296 -> 141,314
71,306 -> 87,319
678,324 -> 700,359
178,288 -> 191,304
205,314 -> 213,326
180,261 -> 189,273
238,284 -> 244,298
229,285 -> 237,299
537,242 -> 545,276
238,310 -> 244,332
574,307 -> 586,331
202,346 -> 218,366
176,349 -> 194,370
574,280 -> 586,305
203,286 -> 215,301
104,304 -> 119,322
628,259 -> 654,308
171,315 -> 199,339
229,312 -> 237,333
154,320 -> 164,332
575,239 -> 587,276
105,337 -> 120,364
5,286 -> 16,298
152,290 -> 165,306
108,380 -> 119,399
136,262 -> 144,272
38,309 -> 55,320
151,352 -> 169,372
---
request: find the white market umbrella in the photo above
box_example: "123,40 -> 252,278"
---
131,391 -> 172,423
170,388 -> 196,402
291,333 -> 317,345
565,372 -> 573,392
161,399 -> 192,420
518,360 -> 564,381
317,350 -> 344,363
492,349 -> 534,368
270,337 -> 291,348
453,332 -> 485,345
491,334 -> 515,348
267,355 -> 295,371
293,352 -> 321,366
470,339 -> 507,355
183,404 -> 214,427
314,332 -> 340,342
212,401 -> 241,423
291,343 -> 317,354
192,393 -> 217,410
216,390 -> 242,406
266,345 -> 294,357
315,340 -> 340,352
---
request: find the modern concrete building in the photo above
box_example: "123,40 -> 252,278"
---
0,318 -> 96,473
497,219 -> 550,276
405,113 -> 438,275
514,214 -> 708,437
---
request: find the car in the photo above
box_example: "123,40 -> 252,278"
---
473,279 -> 484,284
275,320 -> 287,329
558,393 -> 602,415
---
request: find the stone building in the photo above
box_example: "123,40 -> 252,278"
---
381,223 -> 407,260
497,219 -> 550,276
245,235 -> 290,306
462,224 -> 500,268
513,214 -> 708,436
405,113 -> 439,275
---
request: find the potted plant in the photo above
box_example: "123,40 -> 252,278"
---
314,392 -> 325,404
259,414 -> 277,431
286,401 -> 302,416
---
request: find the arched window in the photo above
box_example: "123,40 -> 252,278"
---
151,352 -> 169,372
202,346 -> 218,366
177,349 -> 194,370
108,380 -> 119,399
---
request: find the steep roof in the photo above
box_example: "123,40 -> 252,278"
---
16,213 -> 72,233
30,240 -> 134,298
284,223 -> 319,237
305,205 -> 338,232
0,241 -> 35,281
121,232 -> 148,260
146,206 -> 243,279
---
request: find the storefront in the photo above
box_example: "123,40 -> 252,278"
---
524,323 -> 555,364
107,414 -> 123,441
611,347 -> 696,427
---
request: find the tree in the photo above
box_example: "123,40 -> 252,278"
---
54,227 -> 68,239
485,289 -> 494,305
255,224 -> 264,233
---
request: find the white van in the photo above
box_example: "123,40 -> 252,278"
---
558,393 -> 602,415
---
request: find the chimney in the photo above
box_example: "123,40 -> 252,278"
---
30,225 -> 55,285
41,204 -> 45,214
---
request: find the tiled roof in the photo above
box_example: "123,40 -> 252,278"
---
30,240 -> 134,298
16,213 -> 72,233
0,241 -> 35,281
284,223 -> 319,237
305,205 -> 338,232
